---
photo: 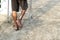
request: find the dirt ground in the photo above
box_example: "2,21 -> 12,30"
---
0,0 -> 60,40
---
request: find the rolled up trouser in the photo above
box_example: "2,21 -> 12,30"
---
11,0 -> 28,12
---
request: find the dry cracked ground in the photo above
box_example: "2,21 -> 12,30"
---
0,0 -> 60,40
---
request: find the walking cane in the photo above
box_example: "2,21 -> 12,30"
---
29,0 -> 33,19
7,0 -> 9,23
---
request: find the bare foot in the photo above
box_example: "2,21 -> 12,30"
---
16,19 -> 23,29
13,22 -> 20,31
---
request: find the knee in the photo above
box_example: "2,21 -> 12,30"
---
22,10 -> 26,13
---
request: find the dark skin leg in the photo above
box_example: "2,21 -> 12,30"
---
12,11 -> 19,30
16,10 -> 26,28
12,10 -> 26,30
19,10 -> 26,20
